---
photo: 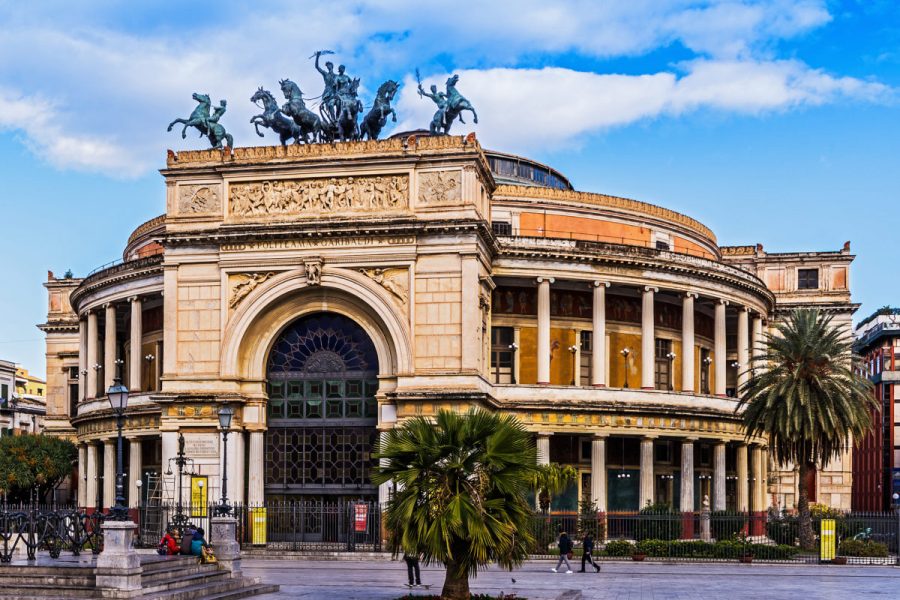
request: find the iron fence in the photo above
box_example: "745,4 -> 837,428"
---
527,510 -> 900,564
244,500 -> 382,552
0,504 -> 103,562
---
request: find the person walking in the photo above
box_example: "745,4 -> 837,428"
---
551,531 -> 574,573
579,532 -> 600,572
403,553 -> 422,587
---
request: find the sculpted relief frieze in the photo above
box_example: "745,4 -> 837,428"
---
360,267 -> 408,304
229,175 -> 409,218
178,184 -> 222,215
418,170 -> 461,205
229,272 -> 276,309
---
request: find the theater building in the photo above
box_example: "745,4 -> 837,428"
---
40,134 -> 858,515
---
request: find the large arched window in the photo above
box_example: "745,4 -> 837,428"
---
264,312 -> 379,501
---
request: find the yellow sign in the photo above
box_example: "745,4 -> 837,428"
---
251,507 -> 267,545
820,518 -> 836,561
190,476 -> 208,517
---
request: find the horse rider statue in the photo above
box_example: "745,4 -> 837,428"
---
167,93 -> 234,149
418,72 -> 478,135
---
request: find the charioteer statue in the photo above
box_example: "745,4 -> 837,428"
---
167,93 -> 234,149
417,71 -> 478,135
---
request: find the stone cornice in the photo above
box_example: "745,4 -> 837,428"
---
493,184 -> 716,245
496,236 -> 775,309
70,255 -> 164,312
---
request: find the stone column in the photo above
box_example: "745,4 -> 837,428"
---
536,277 -> 553,385
77,444 -> 87,507
378,430 -> 392,505
591,281 -> 609,387
87,310 -> 99,399
736,443 -> 749,512
86,443 -> 99,509
78,319 -> 87,402
640,436 -> 655,508
737,307 -> 750,394
248,431 -> 265,506
161,431 -> 178,503
751,445 -> 764,512
104,303 -> 117,390
682,293 -> 697,392
752,315 -> 764,361
641,287 -> 657,389
713,442 -> 726,511
129,296 -> 142,392
714,300 -> 728,396
591,434 -> 607,512
128,438 -> 142,508
103,439 -> 116,510
221,430 -> 245,506
680,438 -> 695,512
536,432 -> 551,466
761,446 -> 769,511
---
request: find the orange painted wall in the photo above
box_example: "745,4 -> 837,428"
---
519,213 -> 651,246
674,237 -> 715,260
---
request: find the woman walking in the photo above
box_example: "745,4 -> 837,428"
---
551,531 -> 574,573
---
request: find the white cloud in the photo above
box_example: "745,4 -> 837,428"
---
0,1 -> 890,176
395,60 -> 890,151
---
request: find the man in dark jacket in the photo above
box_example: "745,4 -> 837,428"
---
580,532 -> 600,572
552,531 -> 574,573
180,524 -> 197,555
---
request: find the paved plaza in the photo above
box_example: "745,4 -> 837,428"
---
245,558 -> 900,599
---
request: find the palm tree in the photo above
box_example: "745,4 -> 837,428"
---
737,308 -> 875,550
531,463 -> 578,513
373,408 -> 538,600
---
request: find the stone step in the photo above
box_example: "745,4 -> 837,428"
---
200,583 -> 281,600
0,573 -> 96,587
138,576 -> 266,600
140,556 -> 201,574
141,563 -> 220,586
139,570 -> 231,596
0,582 -> 99,598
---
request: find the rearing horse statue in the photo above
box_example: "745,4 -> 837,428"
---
167,93 -> 234,149
441,74 -> 478,134
280,79 -> 324,144
250,87 -> 303,146
360,80 -> 399,141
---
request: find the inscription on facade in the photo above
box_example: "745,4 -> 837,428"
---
229,175 -> 409,218
183,434 -> 219,457
178,184 -> 222,214
418,170 -> 461,205
220,236 -> 416,252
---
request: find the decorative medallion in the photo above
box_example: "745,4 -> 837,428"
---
178,184 -> 222,214
418,170 -> 461,205
304,258 -> 323,286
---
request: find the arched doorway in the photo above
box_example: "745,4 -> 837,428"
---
264,312 -> 379,504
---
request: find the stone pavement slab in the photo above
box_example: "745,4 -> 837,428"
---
242,558 -> 900,599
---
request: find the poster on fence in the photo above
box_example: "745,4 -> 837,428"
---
251,507 -> 267,545
191,476 -> 208,517
354,503 -> 369,532
820,518 -> 836,561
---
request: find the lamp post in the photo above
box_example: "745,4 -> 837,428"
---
135,479 -> 143,544
106,377 -> 129,521
508,342 -> 518,384
621,348 -> 631,388
666,351 -> 677,391
702,356 -> 713,394
568,344 -> 579,386
166,433 -> 195,534
216,405 -> 234,516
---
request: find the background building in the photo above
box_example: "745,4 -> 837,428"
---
852,308 -> 900,511
40,135 -> 857,516
0,360 -> 46,436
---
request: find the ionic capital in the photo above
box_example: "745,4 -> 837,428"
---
129,295 -> 142,304
684,292 -> 699,300
536,277 -> 555,285
592,281 -> 611,289
643,285 -> 659,293
717,298 -> 730,306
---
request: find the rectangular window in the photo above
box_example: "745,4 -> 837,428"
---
655,338 -> 672,391
655,440 -> 673,464
492,221 -> 512,236
0,383 -> 7,401
579,331 -> 592,385
797,268 -> 819,290
490,327 -> 515,384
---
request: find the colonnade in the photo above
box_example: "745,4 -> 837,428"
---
536,432 -> 769,513
78,295 -> 151,402
76,437 -> 147,509
532,278 -> 766,392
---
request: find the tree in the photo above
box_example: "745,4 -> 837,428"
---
373,408 -> 538,600
0,434 -> 77,503
530,462 -> 577,513
737,309 -> 875,550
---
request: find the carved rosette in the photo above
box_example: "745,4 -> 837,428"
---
359,267 -> 408,304
418,170 -> 462,206
228,272 -> 276,309
229,174 -> 409,219
178,184 -> 222,215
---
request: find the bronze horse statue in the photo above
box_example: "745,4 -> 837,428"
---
360,80 -> 399,140
167,93 -> 234,149
280,79 -> 324,144
250,87 -> 303,145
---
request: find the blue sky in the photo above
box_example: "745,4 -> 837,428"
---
0,0 -> 897,375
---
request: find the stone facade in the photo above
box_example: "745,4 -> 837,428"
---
40,134 -> 856,517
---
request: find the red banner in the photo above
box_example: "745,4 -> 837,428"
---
354,503 -> 369,532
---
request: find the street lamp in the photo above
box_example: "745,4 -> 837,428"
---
216,405 -> 234,516
666,351 -> 677,391
508,342 -> 518,384
621,348 -> 631,388
107,377 -> 129,521
166,434 -> 195,534
568,344 -> 579,386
